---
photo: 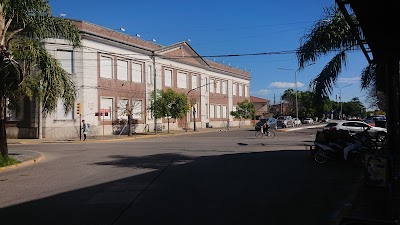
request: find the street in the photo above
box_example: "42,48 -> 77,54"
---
0,126 -> 363,225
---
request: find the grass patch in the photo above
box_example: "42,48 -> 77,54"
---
0,155 -> 20,167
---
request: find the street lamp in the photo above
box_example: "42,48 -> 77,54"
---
277,63 -> 314,120
337,84 -> 353,119
193,107 -> 197,131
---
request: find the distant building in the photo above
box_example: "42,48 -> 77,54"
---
250,96 -> 271,118
269,102 -> 290,117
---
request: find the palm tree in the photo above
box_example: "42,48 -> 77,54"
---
297,6 -> 384,106
0,0 -> 81,157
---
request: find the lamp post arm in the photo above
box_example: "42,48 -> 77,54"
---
187,82 -> 214,95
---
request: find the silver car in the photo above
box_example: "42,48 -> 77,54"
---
323,120 -> 387,141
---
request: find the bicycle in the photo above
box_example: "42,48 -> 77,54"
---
255,129 -> 275,138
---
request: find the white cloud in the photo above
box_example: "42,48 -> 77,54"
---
337,76 -> 361,84
270,82 -> 304,89
256,89 -> 270,95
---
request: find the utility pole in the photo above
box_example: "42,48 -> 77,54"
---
277,63 -> 315,119
193,107 -> 196,131
152,51 -> 157,134
338,84 -> 352,120
187,81 -> 216,132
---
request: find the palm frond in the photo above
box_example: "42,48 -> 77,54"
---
36,47 -> 77,115
310,51 -> 347,98
297,7 -> 358,68
360,64 -> 376,89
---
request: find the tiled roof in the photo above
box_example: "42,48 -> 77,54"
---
250,96 -> 269,103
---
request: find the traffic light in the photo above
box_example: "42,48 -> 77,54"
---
76,102 -> 81,115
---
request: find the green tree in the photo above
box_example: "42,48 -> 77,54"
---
281,89 -> 296,116
297,7 -> 384,104
149,88 -> 188,132
342,97 -> 364,118
230,99 -> 255,120
0,0 -> 81,157
298,91 -> 316,119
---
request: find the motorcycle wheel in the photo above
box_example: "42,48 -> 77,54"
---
349,152 -> 364,168
314,150 -> 329,164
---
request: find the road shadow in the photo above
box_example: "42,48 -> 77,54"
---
0,150 -> 365,225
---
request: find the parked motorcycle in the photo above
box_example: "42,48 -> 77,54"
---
313,130 -> 367,167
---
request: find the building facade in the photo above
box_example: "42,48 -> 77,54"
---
6,20 -> 251,139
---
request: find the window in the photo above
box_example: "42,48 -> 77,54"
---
147,108 -> 153,120
147,65 -> 153,84
56,50 -> 73,74
132,62 -> 143,83
117,99 -> 129,120
205,103 -> 208,119
100,97 -> 113,120
216,105 -> 221,118
165,69 -> 172,87
210,79 -> 214,93
55,99 -> 73,120
132,100 -> 143,119
233,105 -> 237,112
216,80 -> 221,93
100,56 -> 113,79
222,81 -> 227,94
192,75 -> 197,89
222,105 -> 227,118
177,72 -> 187,88
239,84 -> 243,96
210,104 -> 215,118
233,83 -> 237,96
117,59 -> 128,81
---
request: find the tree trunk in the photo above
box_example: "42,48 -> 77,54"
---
127,114 -> 132,136
0,95 -> 8,158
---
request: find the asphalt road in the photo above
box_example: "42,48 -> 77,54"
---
0,126 -> 363,225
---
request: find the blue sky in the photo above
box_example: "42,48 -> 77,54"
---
49,0 -> 371,108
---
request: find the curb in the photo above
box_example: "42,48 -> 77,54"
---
0,152 -> 44,172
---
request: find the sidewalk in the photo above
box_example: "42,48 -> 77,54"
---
7,126 -> 233,145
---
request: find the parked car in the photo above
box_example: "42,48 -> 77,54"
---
321,118 -> 330,123
364,115 -> 386,126
255,117 -> 277,131
276,115 -> 294,128
293,118 -> 302,126
323,120 -> 387,141
303,118 -> 314,124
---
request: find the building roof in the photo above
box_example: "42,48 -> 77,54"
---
70,19 -> 250,79
250,96 -> 269,103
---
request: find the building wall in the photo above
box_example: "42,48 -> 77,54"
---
6,20 -> 251,138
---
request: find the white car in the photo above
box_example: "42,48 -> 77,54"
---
323,120 -> 387,141
293,118 -> 302,126
303,118 -> 314,124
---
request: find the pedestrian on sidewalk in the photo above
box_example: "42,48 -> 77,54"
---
82,120 -> 90,140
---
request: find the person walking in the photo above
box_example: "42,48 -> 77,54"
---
82,120 -> 89,140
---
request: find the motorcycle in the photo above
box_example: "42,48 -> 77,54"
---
313,130 -> 366,167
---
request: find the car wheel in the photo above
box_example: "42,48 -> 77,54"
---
377,132 -> 386,142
